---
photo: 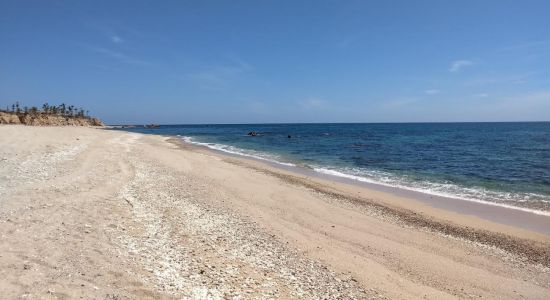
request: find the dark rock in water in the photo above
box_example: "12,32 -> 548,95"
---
145,124 -> 160,128
248,131 -> 258,136
288,135 -> 292,138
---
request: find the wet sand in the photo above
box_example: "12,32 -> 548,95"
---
198,142 -> 550,235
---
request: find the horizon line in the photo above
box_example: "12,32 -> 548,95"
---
108,120 -> 550,126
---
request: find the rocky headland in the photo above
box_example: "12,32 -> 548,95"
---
0,111 -> 104,126
0,102 -> 104,126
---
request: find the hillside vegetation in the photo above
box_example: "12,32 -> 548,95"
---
0,102 -> 104,126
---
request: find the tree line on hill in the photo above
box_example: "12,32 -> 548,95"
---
1,101 -> 91,118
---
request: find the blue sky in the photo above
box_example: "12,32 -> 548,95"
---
1,0 -> 549,124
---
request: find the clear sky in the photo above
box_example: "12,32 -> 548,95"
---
1,0 -> 549,124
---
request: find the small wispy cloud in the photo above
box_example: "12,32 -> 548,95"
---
449,60 -> 474,72
424,89 -> 440,95
85,22 -> 131,44
110,35 -> 123,44
465,73 -> 533,86
88,46 -> 152,66
473,93 -> 489,98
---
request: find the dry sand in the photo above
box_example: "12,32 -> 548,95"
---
1,125 -> 549,299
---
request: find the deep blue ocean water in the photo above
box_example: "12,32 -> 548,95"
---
113,123 -> 550,213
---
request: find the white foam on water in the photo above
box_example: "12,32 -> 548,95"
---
313,167 -> 550,217
180,136 -> 550,217
181,136 -> 296,167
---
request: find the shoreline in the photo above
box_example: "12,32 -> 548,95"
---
168,136 -> 550,267
174,135 -> 550,235
177,134 -> 550,217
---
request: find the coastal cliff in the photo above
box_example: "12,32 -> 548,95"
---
0,111 -> 104,126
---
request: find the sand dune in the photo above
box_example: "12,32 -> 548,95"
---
1,126 -> 549,299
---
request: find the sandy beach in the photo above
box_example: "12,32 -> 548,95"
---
1,125 -> 549,299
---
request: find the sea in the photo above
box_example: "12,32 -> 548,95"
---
113,122 -> 550,215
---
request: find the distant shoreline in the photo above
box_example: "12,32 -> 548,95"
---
175,134 -> 550,234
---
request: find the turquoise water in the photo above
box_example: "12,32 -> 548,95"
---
114,123 -> 550,214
